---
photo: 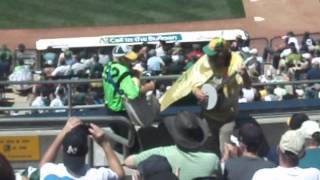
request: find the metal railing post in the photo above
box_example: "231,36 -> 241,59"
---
67,83 -> 72,117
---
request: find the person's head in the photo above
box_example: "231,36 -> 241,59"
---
57,88 -> 64,97
235,115 -> 270,157
148,49 -> 156,57
287,31 -> 295,37
303,31 -> 310,38
73,54 -> 81,63
298,120 -> 320,147
238,123 -> 264,154
92,54 -> 99,63
62,124 -> 89,174
163,111 -> 210,152
0,153 -> 15,180
192,44 -> 201,51
17,43 -> 26,52
289,43 -> 297,53
278,130 -> 305,167
287,113 -> 309,130
137,155 -> 178,180
64,50 -> 73,60
112,45 -> 138,67
203,38 -> 231,69
159,40 -> 166,47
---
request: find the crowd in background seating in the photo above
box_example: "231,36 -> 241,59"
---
1,31 -> 320,111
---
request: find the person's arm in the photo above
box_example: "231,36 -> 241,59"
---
39,117 -> 81,167
124,147 -> 163,168
124,155 -> 135,168
89,123 -> 125,179
238,65 -> 251,88
140,81 -> 155,94
120,74 -> 140,100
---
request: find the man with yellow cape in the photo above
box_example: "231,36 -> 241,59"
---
159,38 -> 251,154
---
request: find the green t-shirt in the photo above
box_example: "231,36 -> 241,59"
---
286,53 -> 301,65
102,62 -> 139,112
133,145 -> 219,180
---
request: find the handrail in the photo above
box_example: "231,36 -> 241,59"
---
0,75 -> 180,85
1,75 -> 320,86
1,77 -> 320,113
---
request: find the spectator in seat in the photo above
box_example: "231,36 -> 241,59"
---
40,117 -> 124,179
287,113 -> 309,130
221,122 -> 275,180
51,59 -> 72,78
0,51 -> 10,81
0,44 -> 13,71
252,130 -> 320,180
245,48 -> 263,82
90,54 -> 104,79
64,50 -> 75,66
42,46 -> 57,67
147,49 -> 165,75
124,111 -> 220,180
49,87 -> 65,112
71,54 -> 87,76
155,40 -> 167,57
298,120 -> 320,169
186,44 -> 202,62
285,31 -> 300,52
31,87 -> 47,114
301,32 -> 316,52
97,47 -> 110,66
132,155 -> 179,180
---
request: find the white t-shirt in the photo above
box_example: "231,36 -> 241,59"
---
252,166 -> 320,180
288,37 -> 300,52
242,88 -> 255,102
40,163 -> 118,180
49,97 -> 65,112
31,96 -> 46,114
51,65 -> 71,77
71,62 -> 87,75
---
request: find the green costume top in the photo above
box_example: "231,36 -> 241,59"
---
102,62 -> 139,112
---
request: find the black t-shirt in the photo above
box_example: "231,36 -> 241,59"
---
223,156 -> 275,180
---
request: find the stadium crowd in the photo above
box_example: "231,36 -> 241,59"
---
1,31 -> 320,113
1,31 -> 320,180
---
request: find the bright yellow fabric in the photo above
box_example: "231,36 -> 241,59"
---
159,52 -> 244,112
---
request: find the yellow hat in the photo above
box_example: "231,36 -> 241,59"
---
202,37 -> 226,57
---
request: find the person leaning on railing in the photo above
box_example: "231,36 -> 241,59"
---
102,44 -> 155,114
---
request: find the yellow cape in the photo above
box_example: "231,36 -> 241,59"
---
159,52 -> 244,111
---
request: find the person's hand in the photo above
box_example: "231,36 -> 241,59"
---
131,170 -> 141,180
88,123 -> 107,145
237,64 -> 247,75
141,81 -> 155,93
145,81 -> 155,91
222,143 -> 239,161
193,87 -> 208,102
61,117 -> 81,135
